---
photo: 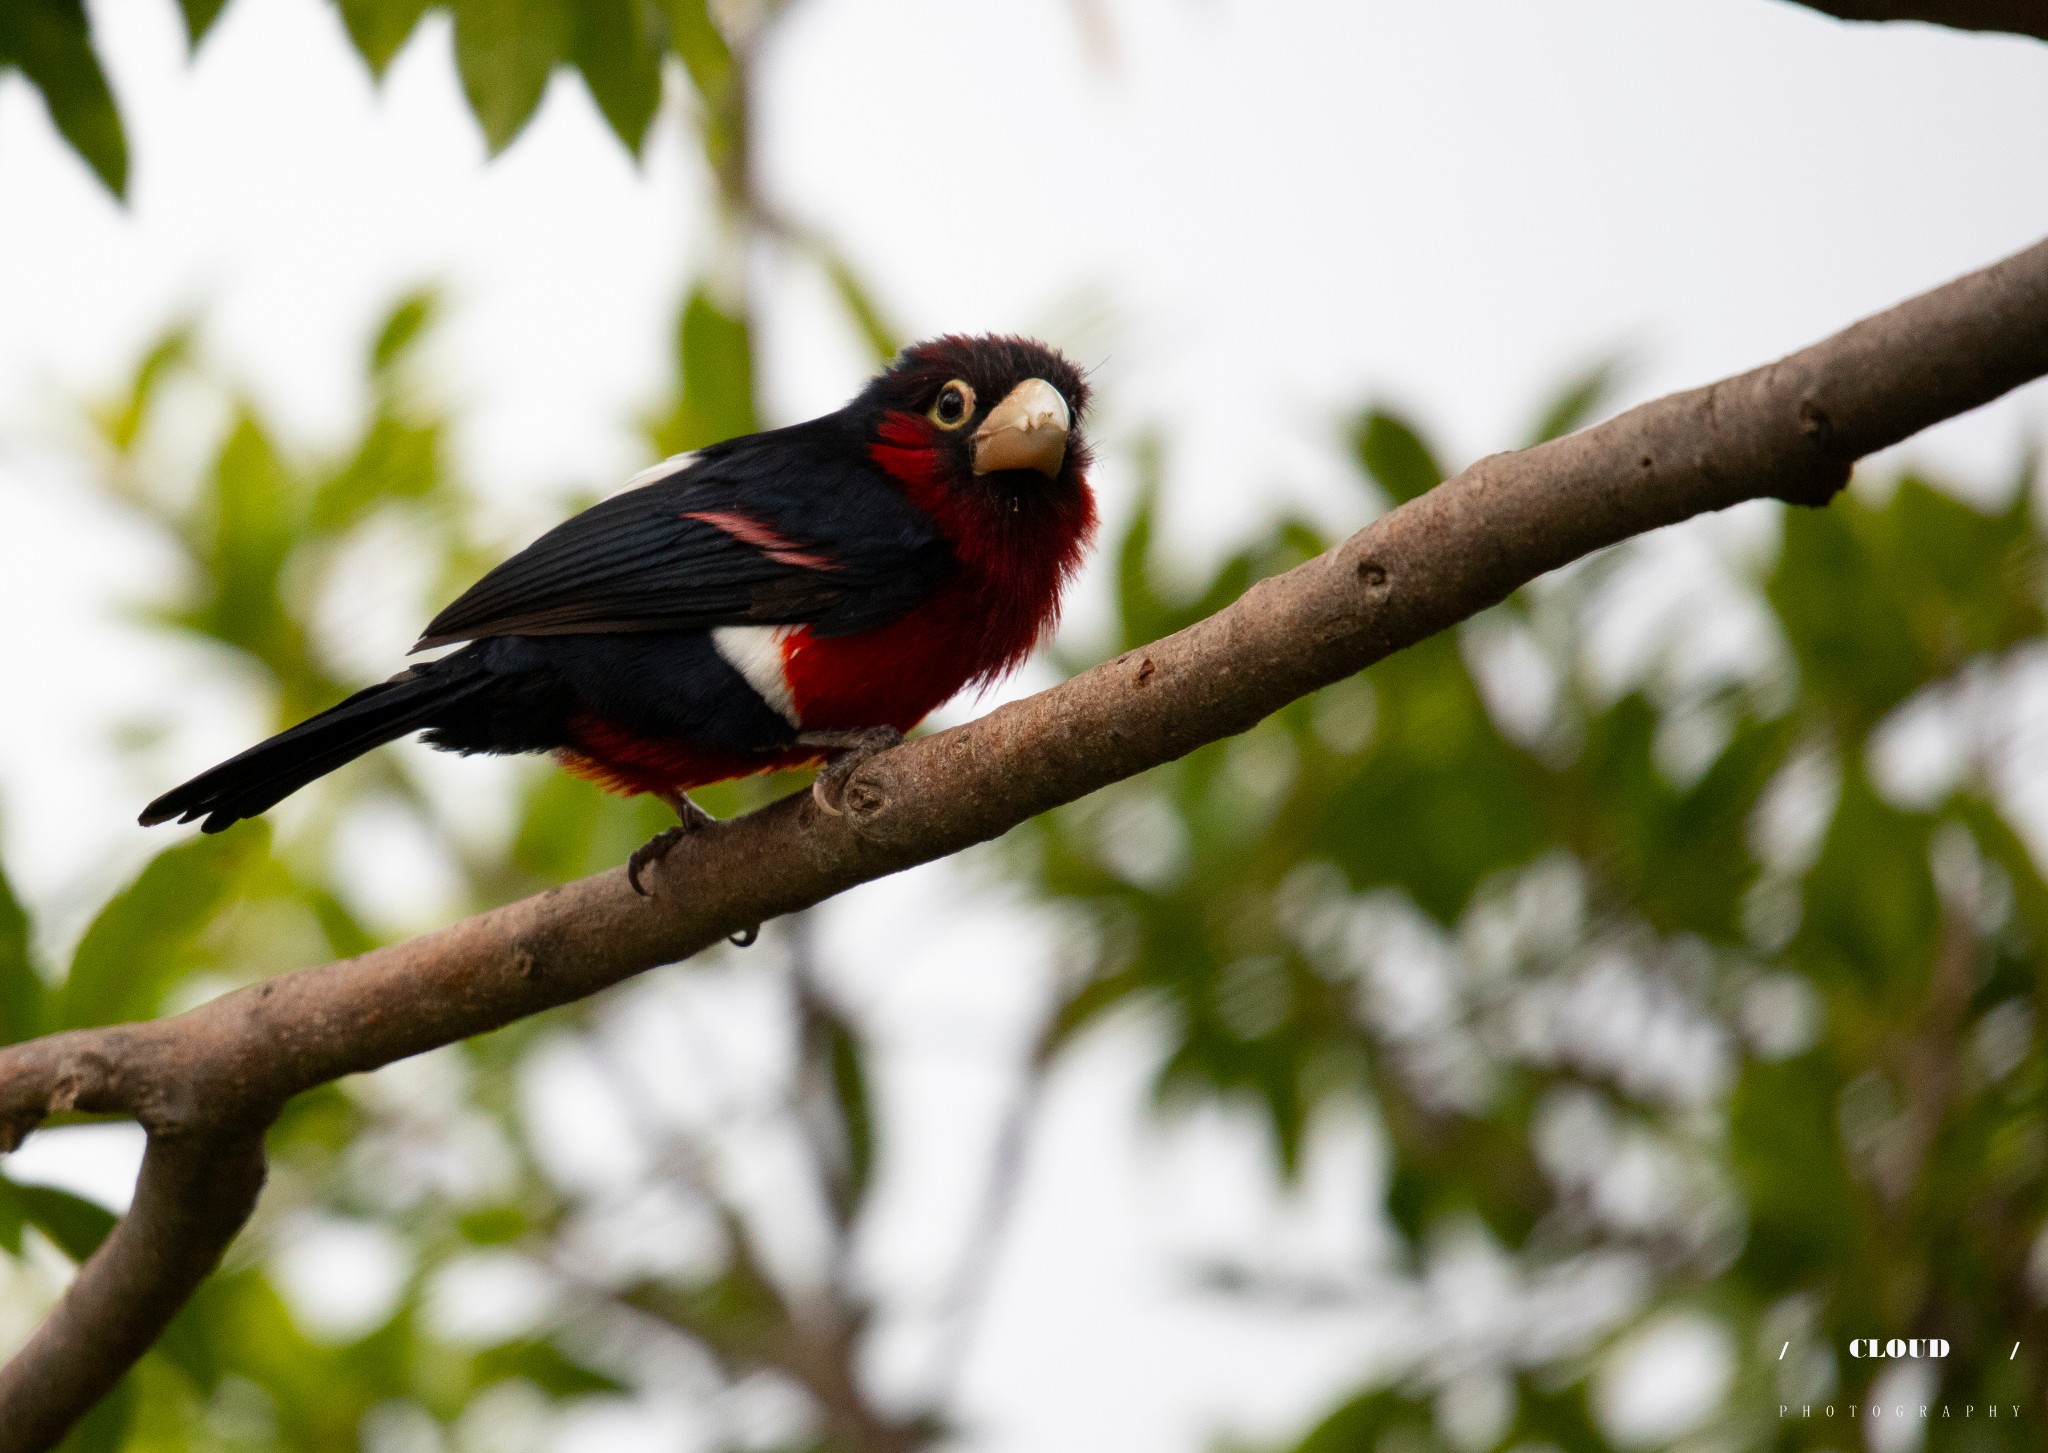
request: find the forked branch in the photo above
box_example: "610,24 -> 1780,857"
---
3,234 -> 2048,1449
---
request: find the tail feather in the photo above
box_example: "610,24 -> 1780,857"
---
140,666 -> 491,834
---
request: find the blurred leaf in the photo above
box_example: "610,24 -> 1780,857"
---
57,826 -> 267,1031
453,0 -> 572,153
474,1338 -> 625,1395
830,1020 -> 875,1204
176,0 -> 230,47
1772,475 -> 2043,731
513,766 -> 675,883
0,0 -> 129,198
1730,1054 -> 1860,1285
571,0 -> 664,155
649,285 -> 757,454
1792,766 -> 1937,1000
807,995 -> 875,1209
663,0 -> 738,184
55,1367 -> 134,1453
1525,354 -> 1624,445
92,326 -> 194,458
0,1172 -> 119,1263
333,0 -> 433,76
1351,407 -> 1445,506
370,288 -> 438,374
1291,1389 -> 1443,1453
662,0 -> 731,95
1338,632 -> 1547,921
0,839 -> 41,1045
819,248 -> 899,363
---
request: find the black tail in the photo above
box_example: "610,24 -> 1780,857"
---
140,662 -> 496,834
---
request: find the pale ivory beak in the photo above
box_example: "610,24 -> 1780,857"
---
971,378 -> 1071,477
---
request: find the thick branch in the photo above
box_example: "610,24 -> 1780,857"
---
1785,0 -> 2048,41
0,1130 -> 267,1451
3,234 -> 2048,1447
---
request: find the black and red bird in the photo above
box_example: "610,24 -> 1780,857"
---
140,335 -> 1095,888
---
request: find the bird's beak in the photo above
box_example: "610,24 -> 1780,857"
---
971,379 -> 1070,478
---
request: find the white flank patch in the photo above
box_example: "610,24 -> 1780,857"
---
711,625 -> 800,726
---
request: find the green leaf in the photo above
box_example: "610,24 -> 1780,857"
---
1730,1054 -> 1861,1284
453,0 -> 573,153
1114,460 -> 1164,647
93,326 -> 195,457
333,0 -> 433,77
1291,1389 -> 1438,1453
571,0 -> 663,155
1525,354 -> 1625,446
0,1172 -> 119,1263
56,826 -> 267,1031
0,838 -> 41,1045
474,1338 -> 626,1396
1771,476 -> 2045,731
818,1004 -> 874,1207
662,0 -> 732,106
370,288 -> 438,374
648,286 -> 757,454
1351,408 -> 1445,506
819,249 -> 899,363
662,0 -> 741,186
176,0 -> 230,48
56,1367 -> 135,1453
0,0 -> 130,198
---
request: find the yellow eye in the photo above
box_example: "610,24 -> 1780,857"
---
928,380 -> 975,430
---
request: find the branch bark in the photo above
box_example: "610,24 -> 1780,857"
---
1785,0 -> 2048,41
0,1130 -> 266,1450
4,234 -> 2048,1448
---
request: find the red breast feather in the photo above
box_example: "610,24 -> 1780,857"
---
776,408 -> 1095,731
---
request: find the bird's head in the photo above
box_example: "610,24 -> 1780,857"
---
855,335 -> 1095,563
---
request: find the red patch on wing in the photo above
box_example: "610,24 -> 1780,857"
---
682,510 -> 839,570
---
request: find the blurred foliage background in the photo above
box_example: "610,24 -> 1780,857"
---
5,1 -> 2048,1451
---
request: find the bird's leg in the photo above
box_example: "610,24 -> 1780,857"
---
798,727 -> 905,816
628,792 -> 760,948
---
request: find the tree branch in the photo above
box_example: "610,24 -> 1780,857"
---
4,234 -> 2048,1448
1784,0 -> 2048,42
0,1129 -> 266,1450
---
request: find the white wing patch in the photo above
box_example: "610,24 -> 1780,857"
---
711,625 -> 800,727
621,450 -> 699,491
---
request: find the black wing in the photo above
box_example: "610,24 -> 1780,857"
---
415,417 -> 955,650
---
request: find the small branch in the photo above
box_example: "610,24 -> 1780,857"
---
1784,0 -> 2048,41
0,1129 -> 267,1453
625,1211 -> 929,1453
3,235 -> 2048,1448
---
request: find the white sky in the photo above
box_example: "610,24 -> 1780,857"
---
1,1 -> 2046,1448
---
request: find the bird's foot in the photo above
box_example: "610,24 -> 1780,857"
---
626,827 -> 690,897
627,791 -> 715,897
798,727 -> 905,816
629,792 -> 759,948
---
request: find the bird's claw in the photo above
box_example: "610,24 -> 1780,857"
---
627,826 -> 690,897
628,793 -> 758,946
628,792 -> 718,896
800,727 -> 904,816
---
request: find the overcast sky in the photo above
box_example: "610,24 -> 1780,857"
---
2,1 -> 2046,1448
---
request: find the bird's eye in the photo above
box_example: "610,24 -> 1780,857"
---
928,380 -> 975,430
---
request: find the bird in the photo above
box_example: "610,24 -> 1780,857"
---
140,334 -> 1097,902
